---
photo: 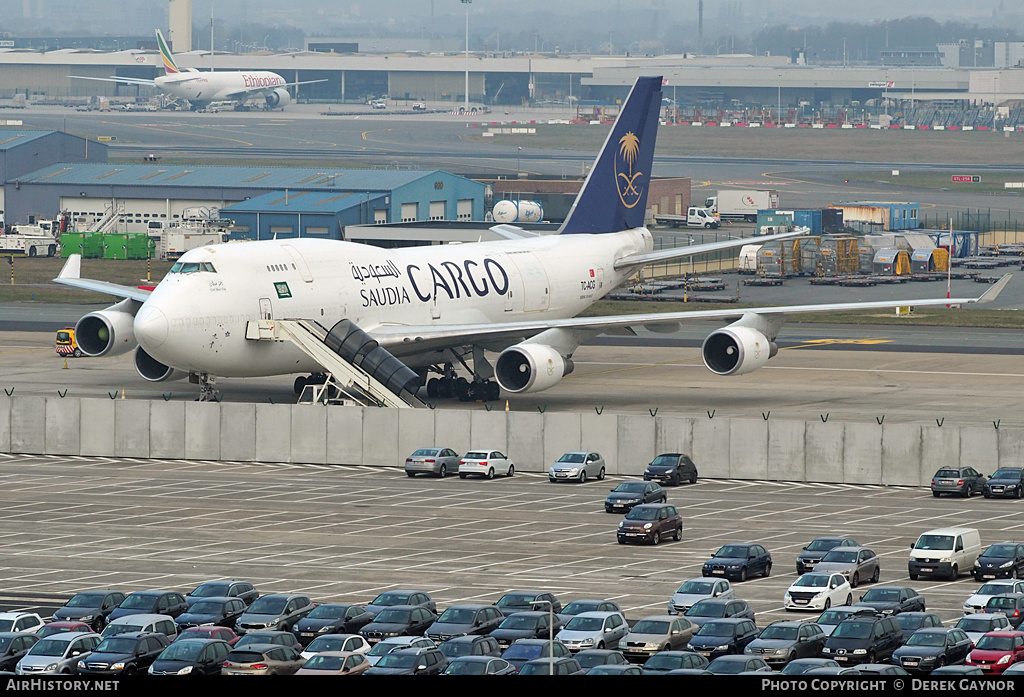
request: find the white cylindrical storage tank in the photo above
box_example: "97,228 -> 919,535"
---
492,200 -> 543,223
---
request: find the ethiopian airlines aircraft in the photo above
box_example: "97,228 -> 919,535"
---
71,30 -> 323,110
56,76 -> 1007,402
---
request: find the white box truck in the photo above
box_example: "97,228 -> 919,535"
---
653,206 -> 720,229
705,189 -> 780,222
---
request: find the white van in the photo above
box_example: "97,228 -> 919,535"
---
908,527 -> 983,581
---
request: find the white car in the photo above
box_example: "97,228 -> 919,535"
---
784,573 -> 853,612
0,613 -> 45,635
458,450 -> 514,480
554,611 -> 629,651
299,633 -> 370,661
955,613 -> 1012,644
962,580 -> 1024,614
668,578 -> 735,615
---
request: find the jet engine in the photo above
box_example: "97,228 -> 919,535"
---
701,326 -> 778,376
264,88 -> 291,108
494,343 -> 574,394
134,346 -> 182,382
75,309 -> 138,357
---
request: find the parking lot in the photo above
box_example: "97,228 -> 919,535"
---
0,451 -> 1018,629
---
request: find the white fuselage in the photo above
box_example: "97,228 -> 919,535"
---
133,230 -> 652,377
154,70 -> 286,104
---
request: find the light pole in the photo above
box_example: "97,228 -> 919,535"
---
534,599 -> 555,675
517,146 -> 522,174
462,0 -> 471,113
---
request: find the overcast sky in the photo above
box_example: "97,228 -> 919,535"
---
8,1 -> 1023,47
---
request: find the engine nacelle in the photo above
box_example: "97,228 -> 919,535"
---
134,347 -> 183,382
702,326 -> 777,376
264,88 -> 291,108
495,343 -> 574,394
75,310 -> 137,357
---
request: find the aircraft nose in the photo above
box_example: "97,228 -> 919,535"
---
134,304 -> 169,349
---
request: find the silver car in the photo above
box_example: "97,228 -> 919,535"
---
554,611 -> 628,651
668,578 -> 735,615
549,452 -> 606,483
16,632 -> 100,675
811,546 -> 880,588
955,613 -> 1012,645
620,615 -> 697,660
404,447 -> 461,478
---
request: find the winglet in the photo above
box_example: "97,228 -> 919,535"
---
57,254 -> 81,280
975,273 -> 1012,304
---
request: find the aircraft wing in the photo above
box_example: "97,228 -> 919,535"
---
369,274 -> 1011,356
222,79 -> 328,101
613,227 -> 807,270
69,75 -> 156,86
53,255 -> 152,303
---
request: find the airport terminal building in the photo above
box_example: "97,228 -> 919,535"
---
3,47 -> 1024,108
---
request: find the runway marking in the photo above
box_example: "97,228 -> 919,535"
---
791,339 -> 893,346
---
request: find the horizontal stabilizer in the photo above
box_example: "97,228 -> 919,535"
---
489,224 -> 541,240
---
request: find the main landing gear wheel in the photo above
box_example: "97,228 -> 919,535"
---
426,375 -> 500,402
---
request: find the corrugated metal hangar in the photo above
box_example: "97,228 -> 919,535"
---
0,132 -> 487,239
0,129 -> 107,225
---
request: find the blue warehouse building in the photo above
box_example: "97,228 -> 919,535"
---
219,170 -> 485,242
0,129 -> 488,248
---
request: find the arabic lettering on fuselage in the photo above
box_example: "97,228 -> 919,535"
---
350,259 -> 401,283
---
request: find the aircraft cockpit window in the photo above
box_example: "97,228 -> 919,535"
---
170,262 -> 214,274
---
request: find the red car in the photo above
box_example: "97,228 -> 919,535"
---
37,621 -> 93,638
174,625 -> 240,646
966,631 -> 1024,674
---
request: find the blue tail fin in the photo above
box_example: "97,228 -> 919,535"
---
558,75 -> 662,235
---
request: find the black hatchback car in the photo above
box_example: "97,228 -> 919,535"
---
931,467 -> 987,498
984,468 -> 1024,499
76,631 -> 171,676
360,605 -> 438,643
796,537 -> 861,575
856,586 -> 926,615
184,580 -> 258,608
148,638 -> 233,676
292,603 -> 375,645
174,597 -> 248,630
0,633 -> 38,671
891,627 -> 974,673
821,615 -> 903,666
974,543 -> 1024,581
686,618 -> 760,660
604,481 -> 666,513
643,454 -> 698,486
702,543 -> 773,582
51,591 -> 126,632
108,591 -> 189,622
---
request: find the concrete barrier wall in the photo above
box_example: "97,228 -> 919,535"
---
1,393 -> 1020,487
